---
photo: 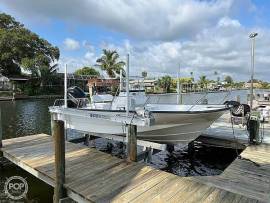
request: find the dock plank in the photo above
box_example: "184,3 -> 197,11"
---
193,145 -> 270,202
1,134 -> 270,203
112,169 -> 170,202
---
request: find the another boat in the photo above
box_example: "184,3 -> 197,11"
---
253,92 -> 270,122
254,92 -> 270,106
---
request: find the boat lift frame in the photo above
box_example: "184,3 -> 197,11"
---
50,106 -> 167,164
51,59 -> 167,163
50,106 -> 167,157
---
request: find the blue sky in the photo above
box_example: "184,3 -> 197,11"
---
1,0 -> 270,81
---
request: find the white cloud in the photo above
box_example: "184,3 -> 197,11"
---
56,16 -> 270,81
82,40 -> 95,51
63,38 -> 80,50
97,19 -> 270,81
218,17 -> 241,27
2,0 -> 238,40
84,51 -> 96,64
4,0 -> 268,81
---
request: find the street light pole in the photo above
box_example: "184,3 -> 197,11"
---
126,54 -> 130,117
249,32 -> 258,110
177,63 -> 182,104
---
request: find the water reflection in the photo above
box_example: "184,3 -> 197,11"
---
0,99 -> 54,139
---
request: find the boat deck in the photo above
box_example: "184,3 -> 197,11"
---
1,134 -> 270,202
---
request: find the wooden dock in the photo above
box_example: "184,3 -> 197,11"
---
1,134 -> 270,203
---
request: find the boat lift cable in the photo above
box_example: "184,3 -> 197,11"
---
111,85 -> 120,105
187,93 -> 209,111
259,120 -> 265,144
220,91 -> 231,104
188,90 -> 231,111
143,95 -> 151,107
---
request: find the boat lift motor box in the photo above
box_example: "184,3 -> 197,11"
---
248,112 -> 261,144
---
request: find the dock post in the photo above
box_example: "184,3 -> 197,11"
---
0,108 -> 2,158
188,142 -> 195,157
166,144 -> 174,153
127,124 -> 137,162
145,147 -> 153,163
51,114 -> 66,203
84,134 -> 90,146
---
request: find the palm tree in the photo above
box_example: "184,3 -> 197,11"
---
157,75 -> 172,93
96,49 -> 125,78
224,75 -> 233,85
214,71 -> 219,83
198,75 -> 208,89
217,76 -> 220,83
142,71 -> 147,79
39,64 -> 58,87
190,71 -> 194,82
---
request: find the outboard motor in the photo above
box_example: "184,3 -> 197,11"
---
224,100 -> 240,107
224,100 -> 250,117
67,86 -> 87,108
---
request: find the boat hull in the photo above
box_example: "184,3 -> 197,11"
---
63,108 -> 227,145
137,111 -> 225,144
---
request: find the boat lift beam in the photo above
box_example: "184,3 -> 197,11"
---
49,107 -> 155,127
71,130 -> 167,151
49,107 -> 163,161
49,107 -> 167,160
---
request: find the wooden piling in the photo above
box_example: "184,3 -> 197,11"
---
145,147 -> 153,163
84,134 -> 90,146
51,116 -> 66,203
166,144 -> 174,153
188,142 -> 195,157
0,108 -> 3,157
126,124 -> 137,162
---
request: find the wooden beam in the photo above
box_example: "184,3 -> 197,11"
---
84,134 -> 90,146
51,116 -> 66,203
126,124 -> 137,162
3,151 -> 55,187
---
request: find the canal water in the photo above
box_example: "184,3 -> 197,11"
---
0,90 -> 252,202
0,99 -> 55,202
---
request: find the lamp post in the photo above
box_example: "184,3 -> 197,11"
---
176,64 -> 182,104
249,32 -> 258,110
126,54 -> 130,117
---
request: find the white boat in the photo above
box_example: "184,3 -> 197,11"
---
51,87 -> 229,145
254,92 -> 270,106
253,92 -> 270,121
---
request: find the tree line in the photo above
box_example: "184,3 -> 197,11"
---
0,13 -> 126,95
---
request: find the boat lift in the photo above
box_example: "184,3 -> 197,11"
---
50,56 -> 168,162
49,105 -> 167,161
